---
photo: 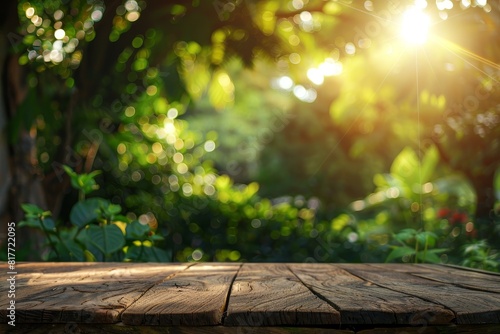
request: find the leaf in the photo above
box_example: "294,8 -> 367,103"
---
18,219 -> 42,229
21,203 -> 46,216
385,246 -> 415,263
56,238 -> 84,261
420,145 -> 439,184
41,217 -> 56,231
70,198 -> 108,228
415,231 -> 437,248
390,147 -> 419,186
126,220 -> 150,240
102,203 -> 122,219
87,224 -> 125,255
149,234 -> 165,241
126,244 -> 170,262
393,229 -> 417,243
62,165 -> 77,178
150,246 -> 170,262
417,249 -> 446,263
63,165 -> 101,194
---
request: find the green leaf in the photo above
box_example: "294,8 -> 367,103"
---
394,229 -> 417,243
18,219 -> 42,229
70,198 -> 108,228
420,145 -> 439,184
63,165 -> 101,194
41,217 -> 56,231
390,147 -> 419,186
125,220 -> 150,240
87,224 -> 125,255
56,238 -> 84,261
62,165 -> 77,178
126,244 -> 170,262
149,234 -> 165,241
385,246 -> 415,263
416,251 -> 442,264
102,203 -> 122,219
149,246 -> 170,262
21,203 -> 46,216
415,231 -> 437,248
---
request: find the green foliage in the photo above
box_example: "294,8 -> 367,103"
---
462,240 -> 499,272
386,229 -> 447,263
19,166 -> 167,262
63,165 -> 101,199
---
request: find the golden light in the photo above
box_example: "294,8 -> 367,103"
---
399,6 -> 431,45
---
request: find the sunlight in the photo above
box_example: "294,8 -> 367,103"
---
400,6 -> 431,45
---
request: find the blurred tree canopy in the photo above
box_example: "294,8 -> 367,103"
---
0,0 -> 498,263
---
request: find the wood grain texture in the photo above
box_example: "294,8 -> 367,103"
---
0,262 -> 188,323
224,263 -> 340,326
121,263 -> 241,326
289,263 -> 455,325
339,263 -> 500,324
411,264 -> 500,294
2,262 -> 500,328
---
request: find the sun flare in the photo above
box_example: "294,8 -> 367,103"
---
400,6 -> 431,45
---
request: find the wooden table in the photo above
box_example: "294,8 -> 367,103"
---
1,262 -> 500,333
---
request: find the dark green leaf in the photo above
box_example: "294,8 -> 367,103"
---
385,246 -> 415,263
87,224 -> 125,255
125,220 -> 150,240
70,198 -> 108,228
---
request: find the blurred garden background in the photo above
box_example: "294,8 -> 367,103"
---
0,0 -> 499,270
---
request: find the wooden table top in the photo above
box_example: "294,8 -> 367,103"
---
2,262 -> 500,333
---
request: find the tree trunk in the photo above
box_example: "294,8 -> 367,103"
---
1,3 -> 48,259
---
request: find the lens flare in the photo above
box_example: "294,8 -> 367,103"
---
400,6 -> 431,45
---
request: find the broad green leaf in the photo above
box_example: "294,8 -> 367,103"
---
56,238 -> 84,261
126,244 -> 170,262
418,248 -> 449,263
390,147 -> 419,185
87,224 -> 125,255
393,229 -> 417,243
420,145 -> 438,184
70,198 -> 108,228
150,246 -> 170,262
415,231 -> 437,248
41,217 -> 56,231
385,246 -> 415,263
126,220 -> 150,240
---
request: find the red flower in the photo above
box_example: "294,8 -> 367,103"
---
437,208 -> 451,218
450,212 -> 468,225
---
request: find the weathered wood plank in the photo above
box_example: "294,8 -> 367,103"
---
411,264 -> 500,294
362,263 -> 500,293
0,263 -> 188,324
224,263 -> 340,326
121,263 -> 241,326
339,264 -> 500,324
289,263 -> 455,325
